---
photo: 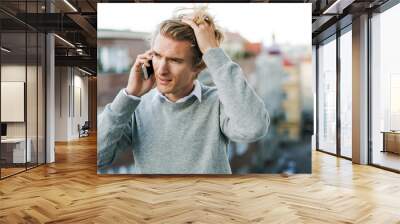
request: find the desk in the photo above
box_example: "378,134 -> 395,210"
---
381,131 -> 400,154
1,138 -> 31,163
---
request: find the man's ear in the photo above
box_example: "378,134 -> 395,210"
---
192,63 -> 206,80
193,61 -> 206,73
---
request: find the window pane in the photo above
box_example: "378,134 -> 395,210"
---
318,38 -> 337,154
340,30 -> 352,158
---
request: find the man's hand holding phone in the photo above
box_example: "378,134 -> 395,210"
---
126,50 -> 156,97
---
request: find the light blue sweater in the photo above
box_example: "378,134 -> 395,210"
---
98,48 -> 269,174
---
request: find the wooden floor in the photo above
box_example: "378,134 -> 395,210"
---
373,150 -> 400,171
0,167 -> 26,178
1,135 -> 400,223
1,163 -> 45,178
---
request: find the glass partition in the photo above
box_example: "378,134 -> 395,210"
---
0,1 -> 46,179
27,30 -> 38,169
1,30 -> 28,177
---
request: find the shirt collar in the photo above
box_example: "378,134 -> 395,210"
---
153,80 -> 202,103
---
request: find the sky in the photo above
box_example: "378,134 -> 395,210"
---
98,3 -> 311,46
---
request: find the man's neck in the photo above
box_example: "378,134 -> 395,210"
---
164,82 -> 195,102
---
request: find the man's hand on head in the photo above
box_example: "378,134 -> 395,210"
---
181,16 -> 219,54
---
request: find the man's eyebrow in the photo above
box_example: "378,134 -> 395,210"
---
153,50 -> 185,61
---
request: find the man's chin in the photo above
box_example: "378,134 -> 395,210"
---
156,85 -> 171,94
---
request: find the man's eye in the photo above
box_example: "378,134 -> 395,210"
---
171,59 -> 182,63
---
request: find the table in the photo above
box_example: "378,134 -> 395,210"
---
1,138 -> 32,163
381,131 -> 400,154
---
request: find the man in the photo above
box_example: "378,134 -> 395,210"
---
98,10 -> 269,174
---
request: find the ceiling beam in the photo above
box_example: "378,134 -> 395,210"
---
322,0 -> 356,14
67,14 -> 96,38
55,55 -> 97,71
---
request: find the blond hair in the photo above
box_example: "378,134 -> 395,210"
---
151,5 -> 224,71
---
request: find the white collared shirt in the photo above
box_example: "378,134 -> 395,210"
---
124,80 -> 202,103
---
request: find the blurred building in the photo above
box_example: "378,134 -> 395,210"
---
250,34 -> 287,122
279,58 -> 301,141
97,29 -> 150,112
200,31 -> 260,85
220,31 -> 248,58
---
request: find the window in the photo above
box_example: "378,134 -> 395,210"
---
371,3 -> 400,171
339,29 -> 352,158
99,47 -> 130,74
318,36 -> 337,154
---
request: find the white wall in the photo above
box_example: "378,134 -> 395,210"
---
55,67 -> 69,141
1,65 -> 38,138
1,66 -> 26,135
55,67 -> 89,141
71,72 -> 89,139
2,64 -> 46,164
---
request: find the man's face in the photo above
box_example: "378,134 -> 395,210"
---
152,34 -> 199,100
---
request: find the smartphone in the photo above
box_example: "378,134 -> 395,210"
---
141,60 -> 154,80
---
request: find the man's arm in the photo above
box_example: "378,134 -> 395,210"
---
204,48 -> 270,143
97,89 -> 140,168
98,49 -> 155,168
181,17 -> 269,142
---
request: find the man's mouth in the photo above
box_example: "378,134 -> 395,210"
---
158,77 -> 172,85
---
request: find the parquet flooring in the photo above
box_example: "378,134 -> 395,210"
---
0,134 -> 399,223
1,167 -> 25,178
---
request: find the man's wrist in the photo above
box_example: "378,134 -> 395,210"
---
203,46 -> 218,55
125,87 -> 141,97
123,88 -> 142,100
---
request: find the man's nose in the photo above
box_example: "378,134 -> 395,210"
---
157,59 -> 168,75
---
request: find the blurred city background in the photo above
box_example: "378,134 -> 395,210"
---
97,3 -> 313,174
